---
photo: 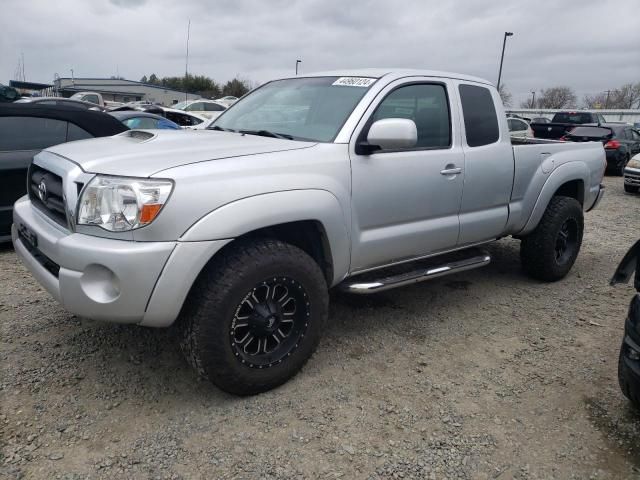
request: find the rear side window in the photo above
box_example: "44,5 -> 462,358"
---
205,103 -> 225,112
0,116 -> 67,151
67,123 -> 93,141
459,84 -> 499,147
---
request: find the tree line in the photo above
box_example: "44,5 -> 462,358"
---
139,73 -> 254,99
499,81 -> 640,109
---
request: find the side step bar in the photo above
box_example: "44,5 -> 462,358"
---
339,248 -> 491,294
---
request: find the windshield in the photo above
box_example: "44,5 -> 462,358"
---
210,76 -> 376,142
172,101 -> 190,110
567,126 -> 613,138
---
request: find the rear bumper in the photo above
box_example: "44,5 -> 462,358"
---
12,196 -> 229,326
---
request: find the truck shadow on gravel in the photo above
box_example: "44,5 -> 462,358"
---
11,239 -> 539,404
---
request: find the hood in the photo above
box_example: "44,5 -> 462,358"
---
45,130 -> 316,177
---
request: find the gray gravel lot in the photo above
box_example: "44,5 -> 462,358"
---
1,176 -> 639,479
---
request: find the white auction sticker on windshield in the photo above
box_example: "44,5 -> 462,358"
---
332,77 -> 376,87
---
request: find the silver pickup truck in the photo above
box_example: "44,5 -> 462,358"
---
12,69 -> 606,395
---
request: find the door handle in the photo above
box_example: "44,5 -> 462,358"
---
440,167 -> 462,176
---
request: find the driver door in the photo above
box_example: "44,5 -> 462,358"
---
349,79 -> 465,272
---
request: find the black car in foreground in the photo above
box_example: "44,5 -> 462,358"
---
0,104 -> 127,241
562,124 -> 640,175
612,239 -> 640,408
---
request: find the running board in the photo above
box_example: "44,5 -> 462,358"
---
339,248 -> 491,294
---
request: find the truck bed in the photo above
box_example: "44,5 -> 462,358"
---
506,138 -> 605,235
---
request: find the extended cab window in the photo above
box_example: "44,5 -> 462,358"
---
370,84 -> 451,149
459,84 -> 499,147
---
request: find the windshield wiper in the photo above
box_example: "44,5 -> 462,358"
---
208,125 -> 235,132
239,129 -> 294,140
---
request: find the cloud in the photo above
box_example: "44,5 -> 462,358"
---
1,0 -> 638,107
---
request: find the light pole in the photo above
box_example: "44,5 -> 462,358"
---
70,68 -> 75,86
530,91 -> 536,109
295,59 -> 302,76
496,32 -> 513,92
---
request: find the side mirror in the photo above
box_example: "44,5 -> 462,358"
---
358,118 -> 417,154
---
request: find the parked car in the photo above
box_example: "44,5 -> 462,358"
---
611,239 -> 640,409
109,111 -> 181,130
216,96 -> 239,106
531,117 -> 551,124
15,96 -> 104,111
624,153 -> 640,194
562,124 -> 640,175
172,99 -> 227,119
0,103 -> 127,241
507,117 -> 533,139
69,91 -> 121,109
531,111 -> 606,140
142,106 -> 207,129
0,83 -> 20,103
12,70 -> 605,394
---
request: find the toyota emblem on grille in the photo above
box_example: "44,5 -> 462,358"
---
38,179 -> 48,202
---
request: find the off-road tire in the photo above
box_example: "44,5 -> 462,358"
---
176,238 -> 329,395
520,196 -> 584,282
618,346 -> 640,409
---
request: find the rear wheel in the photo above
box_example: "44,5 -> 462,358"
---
177,238 -> 329,395
520,196 -> 584,281
619,346 -> 640,409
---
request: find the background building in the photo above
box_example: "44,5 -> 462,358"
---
44,77 -> 201,105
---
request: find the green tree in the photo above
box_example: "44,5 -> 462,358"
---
148,73 -> 160,85
140,75 -> 148,83
222,77 -> 251,97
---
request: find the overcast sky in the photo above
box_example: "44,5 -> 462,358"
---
2,0 -> 639,106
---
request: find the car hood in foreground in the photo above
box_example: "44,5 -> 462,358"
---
44,130 -> 316,177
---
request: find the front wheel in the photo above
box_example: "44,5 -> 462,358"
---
520,196 -> 584,281
177,239 -> 329,395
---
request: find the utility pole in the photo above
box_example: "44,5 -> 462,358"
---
604,90 -> 611,109
184,19 -> 191,102
530,91 -> 536,109
496,32 -> 513,92
295,59 -> 302,76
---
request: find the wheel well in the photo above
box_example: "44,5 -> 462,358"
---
233,220 -> 334,284
554,179 -> 584,206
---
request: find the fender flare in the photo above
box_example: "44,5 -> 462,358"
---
179,189 -> 351,284
519,162 -> 589,236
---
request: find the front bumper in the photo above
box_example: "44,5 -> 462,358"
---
624,166 -> 640,187
12,196 -> 229,326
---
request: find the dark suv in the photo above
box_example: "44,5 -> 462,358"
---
612,240 -> 640,409
0,104 -> 127,241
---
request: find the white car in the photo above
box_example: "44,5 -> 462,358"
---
172,100 -> 227,120
144,106 -> 208,129
216,96 -> 238,107
507,117 -> 534,139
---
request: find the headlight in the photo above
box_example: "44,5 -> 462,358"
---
628,157 -> 640,169
77,176 -> 173,231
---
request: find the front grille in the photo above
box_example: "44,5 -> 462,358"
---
625,171 -> 640,187
28,164 -> 68,227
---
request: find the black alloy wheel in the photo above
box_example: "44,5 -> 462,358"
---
231,276 -> 310,368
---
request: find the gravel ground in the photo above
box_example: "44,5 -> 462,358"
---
1,176 -> 639,480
